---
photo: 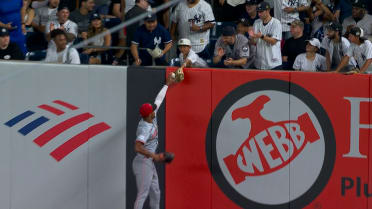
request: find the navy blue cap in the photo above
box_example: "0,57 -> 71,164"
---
222,26 -> 236,36
256,2 -> 270,11
144,14 -> 157,22
352,0 -> 366,9
0,27 -> 9,37
90,13 -> 101,22
57,6 -> 69,12
246,0 -> 261,5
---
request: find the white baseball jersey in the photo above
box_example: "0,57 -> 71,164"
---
179,48 -> 208,68
346,40 -> 372,71
253,17 -> 283,70
342,14 -> 372,38
45,20 -> 78,38
293,53 -> 327,72
273,0 -> 309,32
322,36 -> 357,67
33,6 -> 58,26
45,47 -> 81,64
171,0 -> 215,53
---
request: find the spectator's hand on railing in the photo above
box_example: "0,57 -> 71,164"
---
82,49 -> 94,55
134,58 -> 142,66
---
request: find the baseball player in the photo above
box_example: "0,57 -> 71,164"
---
133,74 -> 176,209
273,0 -> 309,40
170,0 -> 215,60
335,27 -> 372,73
293,38 -> 327,72
131,14 -> 172,66
323,21 -> 356,71
249,2 -> 282,70
212,26 -> 250,69
178,38 -> 208,68
342,1 -> 372,40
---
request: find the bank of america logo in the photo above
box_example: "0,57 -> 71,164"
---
4,100 -> 111,162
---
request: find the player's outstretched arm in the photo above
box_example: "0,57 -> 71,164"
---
153,74 -> 176,112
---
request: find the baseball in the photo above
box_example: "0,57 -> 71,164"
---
171,72 -> 176,79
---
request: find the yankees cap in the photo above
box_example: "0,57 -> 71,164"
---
256,2 -> 270,11
144,14 -> 157,22
0,27 -> 9,37
245,0 -> 261,5
178,38 -> 191,46
352,0 -> 366,9
237,18 -> 250,27
222,26 -> 236,36
306,38 -> 321,49
349,27 -> 364,37
90,13 -> 101,22
326,21 -> 343,32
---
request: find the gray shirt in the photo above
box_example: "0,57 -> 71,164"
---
70,10 -> 93,33
214,34 -> 250,68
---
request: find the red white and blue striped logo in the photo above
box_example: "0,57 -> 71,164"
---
4,100 -> 111,162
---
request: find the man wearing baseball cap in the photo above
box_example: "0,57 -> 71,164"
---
282,20 -> 307,70
131,14 -> 172,66
212,26 -> 250,69
0,27 -> 24,60
249,2 -> 282,70
133,73 -> 176,209
45,5 -> 78,43
240,0 -> 261,26
178,38 -> 208,68
342,0 -> 372,40
335,26 -> 372,73
323,21 -> 356,71
293,38 -> 327,72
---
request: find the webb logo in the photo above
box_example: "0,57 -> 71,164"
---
4,100 -> 111,162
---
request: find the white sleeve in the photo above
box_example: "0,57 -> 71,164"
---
68,49 -> 81,64
366,42 -> 372,60
187,51 -> 198,64
293,55 -> 302,70
154,85 -> 168,113
70,22 -> 78,37
204,4 -> 215,22
271,20 -> 282,41
346,45 -> 354,57
33,8 -> 41,25
45,21 -> 51,34
136,127 -> 150,143
321,56 -> 327,71
253,21 -> 259,33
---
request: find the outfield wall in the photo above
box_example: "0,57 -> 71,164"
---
0,61 -> 371,209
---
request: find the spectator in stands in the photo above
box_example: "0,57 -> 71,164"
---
307,0 -> 336,42
249,2 -> 282,70
212,26 -> 250,68
70,0 -> 95,38
323,21 -> 356,71
342,1 -> 372,40
45,6 -> 78,43
22,0 -> 35,34
95,0 -> 111,15
335,27 -> 372,73
273,0 -> 309,40
240,0 -> 261,26
32,0 -> 48,9
214,0 -> 245,22
293,38 -> 327,71
45,28 -> 80,64
170,0 -> 215,60
81,13 -> 112,64
0,0 -> 27,54
130,14 -> 172,66
282,20 -> 307,70
236,18 -> 256,68
338,0 -> 352,23
109,0 -> 125,19
178,38 -> 208,68
0,27 -> 25,60
126,0 -> 153,47
32,0 -> 59,33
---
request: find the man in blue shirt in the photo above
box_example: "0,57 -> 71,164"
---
131,14 -> 172,66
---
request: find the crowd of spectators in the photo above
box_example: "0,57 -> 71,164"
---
0,0 -> 371,73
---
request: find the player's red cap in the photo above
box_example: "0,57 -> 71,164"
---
139,103 -> 155,117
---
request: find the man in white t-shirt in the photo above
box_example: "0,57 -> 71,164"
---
335,27 -> 372,73
45,29 -> 80,64
273,0 -> 309,40
293,38 -> 327,72
323,21 -> 356,71
342,1 -> 372,40
45,6 -> 78,43
32,0 -> 60,33
249,2 -> 282,70
170,0 -> 215,60
178,38 -> 208,68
